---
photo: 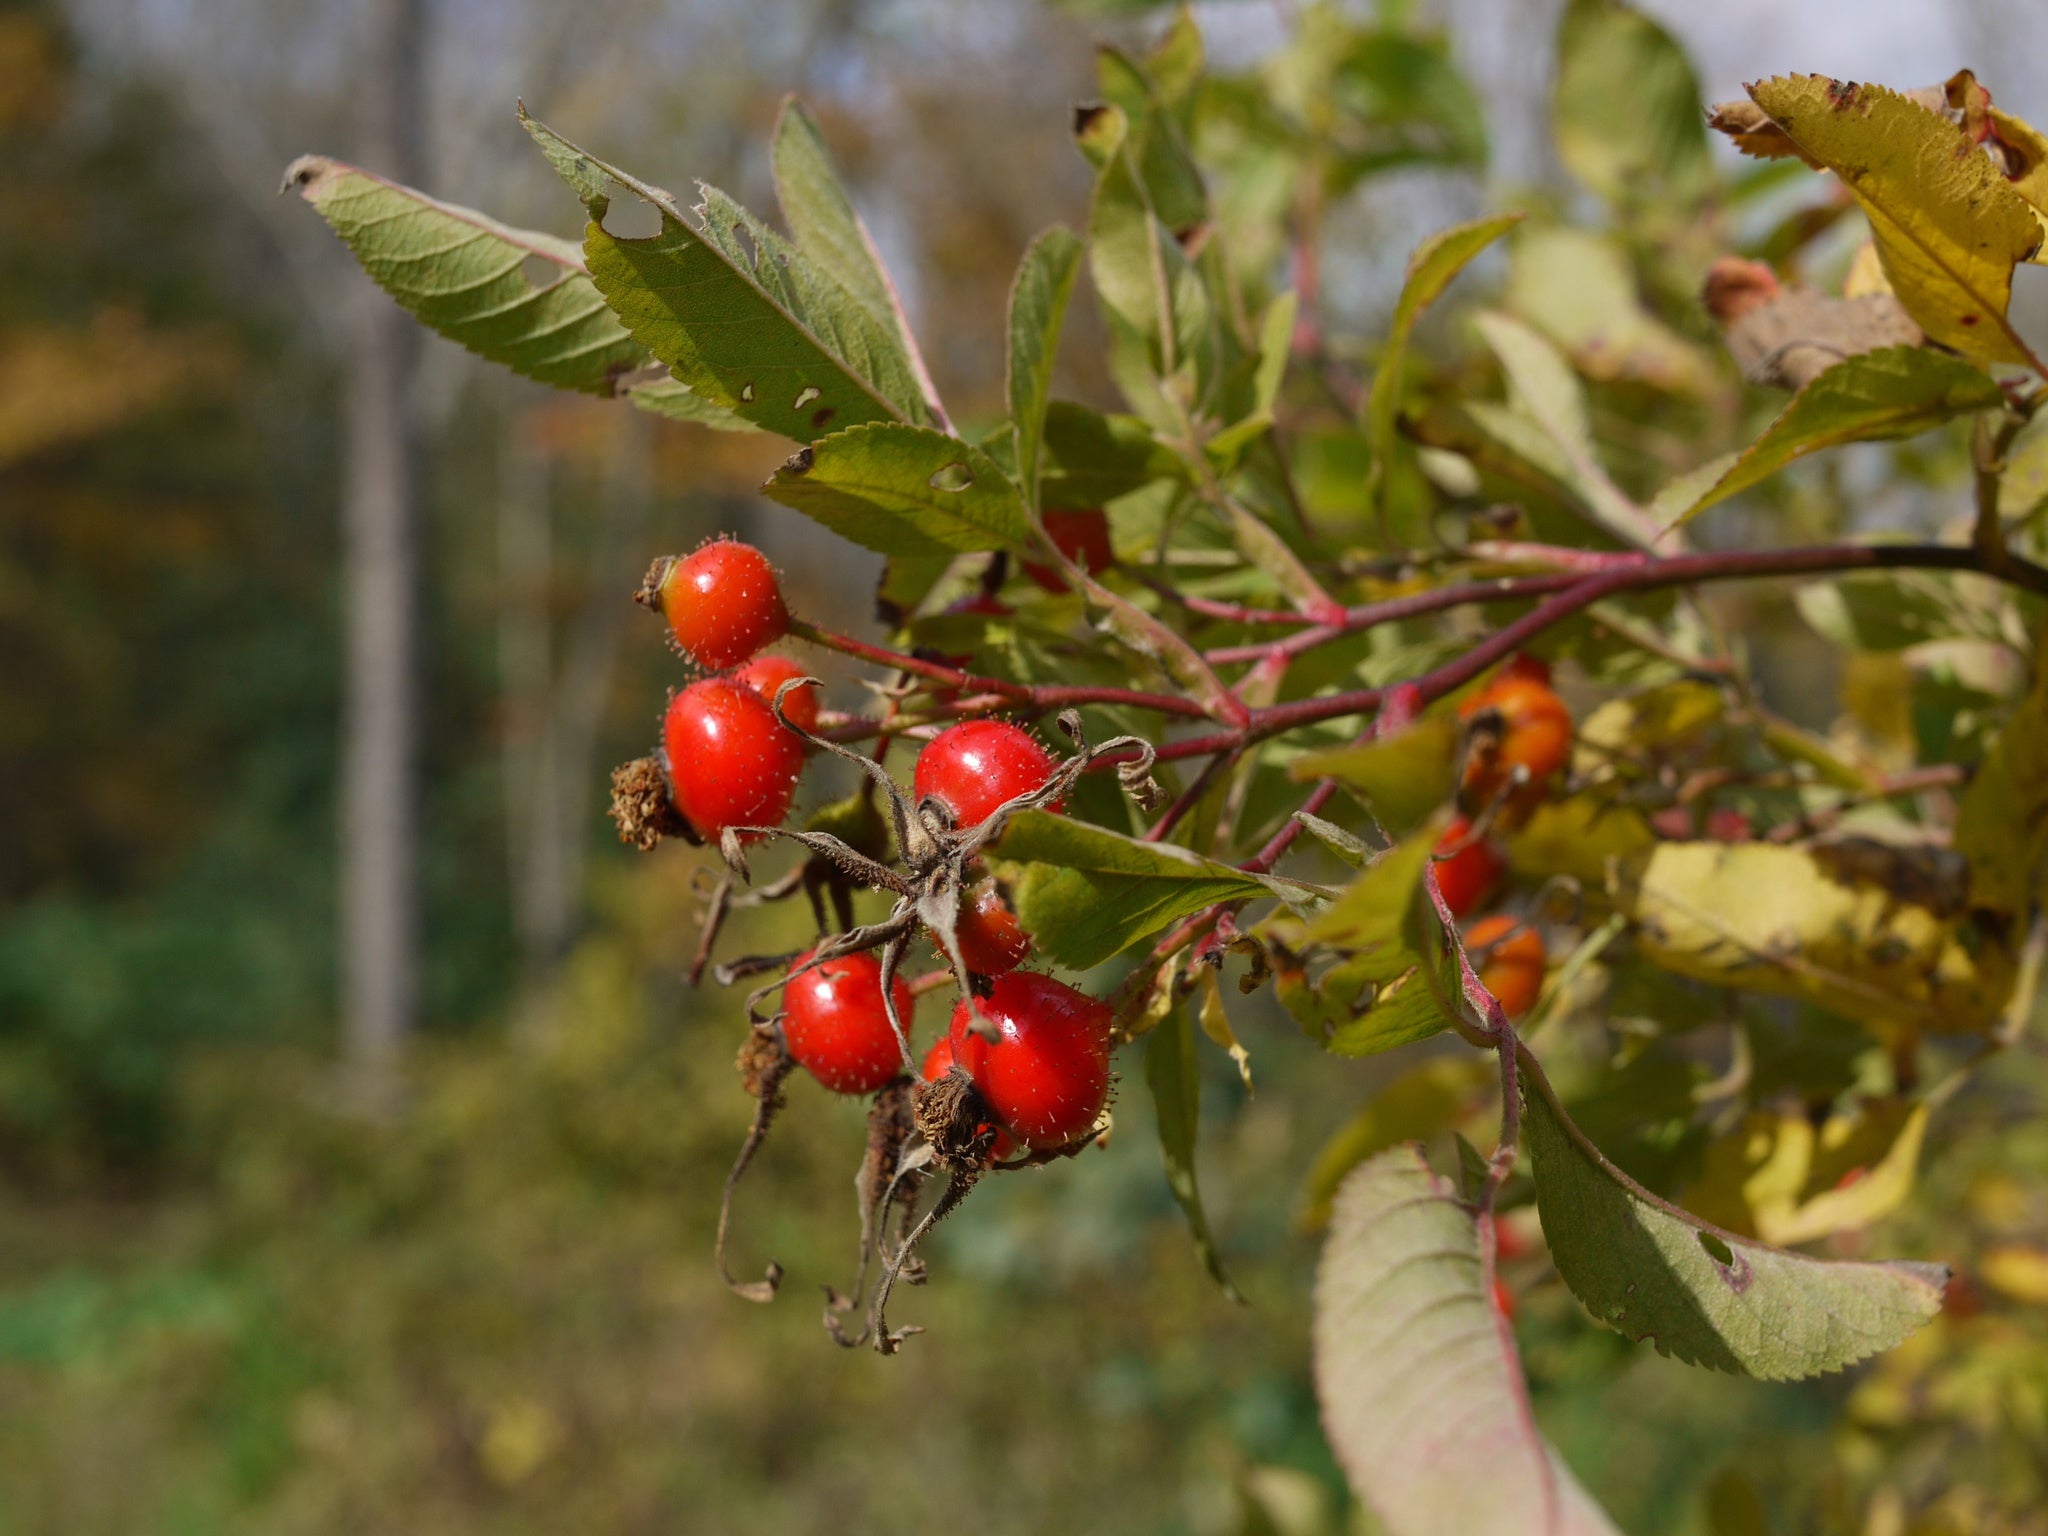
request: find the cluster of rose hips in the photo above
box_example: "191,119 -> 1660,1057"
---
1430,654 -> 1574,1021
614,537 -> 1139,1347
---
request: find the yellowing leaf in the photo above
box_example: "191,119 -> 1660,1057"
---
1613,840 -> 2013,1036
1745,77 -> 2044,369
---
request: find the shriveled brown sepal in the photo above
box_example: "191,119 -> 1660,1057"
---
717,1022 -> 796,1303
608,755 -> 693,850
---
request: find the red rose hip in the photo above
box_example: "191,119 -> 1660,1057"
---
646,538 -> 789,669
731,654 -> 819,733
784,950 -> 913,1095
662,679 -> 805,840
948,972 -> 1111,1149
933,875 -> 1032,975
1465,914 -> 1546,1021
1022,507 -> 1115,593
913,720 -> 1060,829
921,1035 -> 1020,1160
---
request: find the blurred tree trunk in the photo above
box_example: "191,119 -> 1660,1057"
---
499,406 -> 651,990
341,0 -> 427,1081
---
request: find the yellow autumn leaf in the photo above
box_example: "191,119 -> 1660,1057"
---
1747,76 -> 2044,369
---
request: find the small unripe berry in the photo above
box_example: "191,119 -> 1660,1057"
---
662,679 -> 804,840
784,950 -> 912,1095
913,720 -> 1060,829
643,538 -> 788,669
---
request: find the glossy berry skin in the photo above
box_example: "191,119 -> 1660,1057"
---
1460,673 -> 1573,805
655,539 -> 788,669
934,875 -> 1032,975
1500,652 -> 1551,687
662,679 -> 805,840
1432,815 -> 1505,918
921,1036 -> 1020,1160
948,972 -> 1112,1149
913,720 -> 1060,829
1022,508 -> 1115,593
783,950 -> 913,1095
731,654 -> 819,733
1465,914 -> 1546,1021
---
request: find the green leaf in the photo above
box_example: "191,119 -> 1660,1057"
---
1040,402 -> 1186,506
1006,227 -> 1085,512
285,154 -> 647,395
1081,103 -> 1213,382
1505,227 -> 1716,394
623,376 -> 763,431
1306,822 -> 1441,952
1096,42 -> 1208,232
1794,568 -> 1975,652
770,97 -> 945,424
1521,1047 -> 1947,1379
523,114 -> 935,442
1364,215 -> 1523,535
1291,715 -> 1458,837
1318,28 -> 1488,187
1552,0 -> 1713,207
994,810 -> 1307,970
1298,1057 -> 1492,1231
1956,648 -> 2048,914
1146,1008 -> 1244,1301
1662,348 -> 2005,529
1315,1147 -> 1623,1536
1746,76 -> 2045,369
760,423 -> 1029,556
1473,310 -> 1657,548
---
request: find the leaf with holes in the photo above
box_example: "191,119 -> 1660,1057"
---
1662,347 -> 2004,529
523,112 -> 935,442
286,154 -> 650,396
1745,77 -> 2044,369
760,423 -> 1028,556
1315,1147 -> 1623,1536
1521,1047 -> 1946,1380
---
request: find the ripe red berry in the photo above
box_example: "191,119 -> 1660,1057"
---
933,875 -> 1032,975
731,654 -> 819,734
1432,815 -> 1505,918
1022,508 -> 1115,593
945,592 -> 1014,618
649,539 -> 789,669
948,972 -> 1111,1149
1460,673 -> 1573,807
783,949 -> 913,1095
1491,1275 -> 1517,1322
1500,652 -> 1552,687
913,720 -> 1061,829
921,1035 -> 1020,1160
661,679 -> 805,840
1465,914 -> 1546,1021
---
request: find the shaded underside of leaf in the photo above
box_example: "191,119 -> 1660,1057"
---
1314,1146 -> 1623,1536
1147,1009 -> 1243,1301
760,422 -> 1028,556
286,154 -> 646,395
1666,346 -> 2005,527
1521,1048 -> 1946,1381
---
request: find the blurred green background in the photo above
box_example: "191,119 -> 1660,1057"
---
6,0 -> 2048,1531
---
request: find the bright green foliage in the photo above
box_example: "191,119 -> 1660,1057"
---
1146,1008 -> 1243,1301
1956,649 -> 2048,915
1291,715 -> 1458,837
1523,1053 -> 1948,1380
1313,1147 -> 1622,1535
1665,348 -> 2006,528
994,810 -> 1304,970
760,423 -> 1028,555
